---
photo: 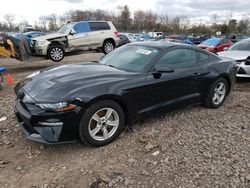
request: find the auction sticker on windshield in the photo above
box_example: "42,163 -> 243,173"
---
136,49 -> 152,55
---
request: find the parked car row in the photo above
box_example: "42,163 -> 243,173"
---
4,21 -> 250,79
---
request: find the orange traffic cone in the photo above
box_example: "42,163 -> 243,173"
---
6,74 -> 14,85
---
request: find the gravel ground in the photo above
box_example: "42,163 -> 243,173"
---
0,53 -> 250,188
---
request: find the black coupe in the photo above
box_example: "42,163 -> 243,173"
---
14,42 -> 237,146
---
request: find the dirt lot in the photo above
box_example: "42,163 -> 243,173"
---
0,53 -> 250,188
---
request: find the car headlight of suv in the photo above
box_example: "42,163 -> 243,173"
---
36,102 -> 76,112
37,40 -> 47,46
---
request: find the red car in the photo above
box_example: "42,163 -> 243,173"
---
197,38 -> 233,53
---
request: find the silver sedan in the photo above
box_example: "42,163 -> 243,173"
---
218,38 -> 250,78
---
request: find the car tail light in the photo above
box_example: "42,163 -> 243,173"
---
114,31 -> 119,37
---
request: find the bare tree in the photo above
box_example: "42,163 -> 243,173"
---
179,16 -> 190,31
39,16 -> 48,31
3,14 -> 15,30
47,14 -> 58,31
134,10 -> 146,32
144,10 -> 157,32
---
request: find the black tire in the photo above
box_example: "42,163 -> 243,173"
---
79,100 -> 125,147
203,77 -> 229,109
1,35 -> 22,59
48,45 -> 64,62
102,40 -> 115,54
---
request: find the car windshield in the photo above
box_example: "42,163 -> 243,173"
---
58,23 -> 74,34
229,40 -> 250,51
99,45 -> 160,72
201,38 -> 220,46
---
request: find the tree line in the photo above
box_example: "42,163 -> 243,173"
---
1,5 -> 250,35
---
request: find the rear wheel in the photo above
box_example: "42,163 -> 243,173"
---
48,45 -> 64,62
203,78 -> 228,108
79,100 -> 125,146
102,40 -> 115,54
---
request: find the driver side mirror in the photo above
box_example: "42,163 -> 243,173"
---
152,66 -> 175,79
70,29 -> 77,35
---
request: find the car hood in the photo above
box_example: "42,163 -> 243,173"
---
33,33 -> 67,41
218,50 -> 250,60
20,63 -> 138,102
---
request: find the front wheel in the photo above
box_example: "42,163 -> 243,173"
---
102,40 -> 115,54
79,100 -> 125,146
203,78 -> 228,108
48,45 -> 64,62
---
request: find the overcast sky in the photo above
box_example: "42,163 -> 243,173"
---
1,0 -> 250,24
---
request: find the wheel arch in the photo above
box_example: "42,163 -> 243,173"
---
86,94 -> 131,125
103,38 -> 116,48
48,41 -> 65,51
216,73 -> 231,95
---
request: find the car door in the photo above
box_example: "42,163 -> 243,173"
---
68,22 -> 91,48
143,48 -> 202,113
88,22 -> 110,46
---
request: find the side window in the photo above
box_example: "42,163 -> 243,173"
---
89,22 -> 110,31
155,48 -> 196,69
197,51 -> 209,63
73,22 -> 90,33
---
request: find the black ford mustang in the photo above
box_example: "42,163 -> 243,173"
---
14,42 -> 237,146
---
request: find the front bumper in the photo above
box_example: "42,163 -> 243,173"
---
14,99 -> 81,144
236,61 -> 250,77
30,45 -> 48,56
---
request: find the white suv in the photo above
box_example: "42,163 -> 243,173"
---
30,21 -> 120,62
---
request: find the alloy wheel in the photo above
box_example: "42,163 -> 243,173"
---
212,82 -> 226,105
50,47 -> 63,61
88,108 -> 119,141
104,42 -> 114,54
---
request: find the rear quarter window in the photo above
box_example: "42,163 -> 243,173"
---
197,51 -> 209,63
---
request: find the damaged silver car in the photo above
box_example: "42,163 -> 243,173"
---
30,21 -> 120,62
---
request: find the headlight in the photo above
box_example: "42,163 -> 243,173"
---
36,102 -> 76,112
26,71 -> 40,78
37,40 -> 47,46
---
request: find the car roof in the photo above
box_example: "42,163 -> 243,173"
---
127,41 -> 220,59
71,20 -> 109,24
127,41 -> 193,50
